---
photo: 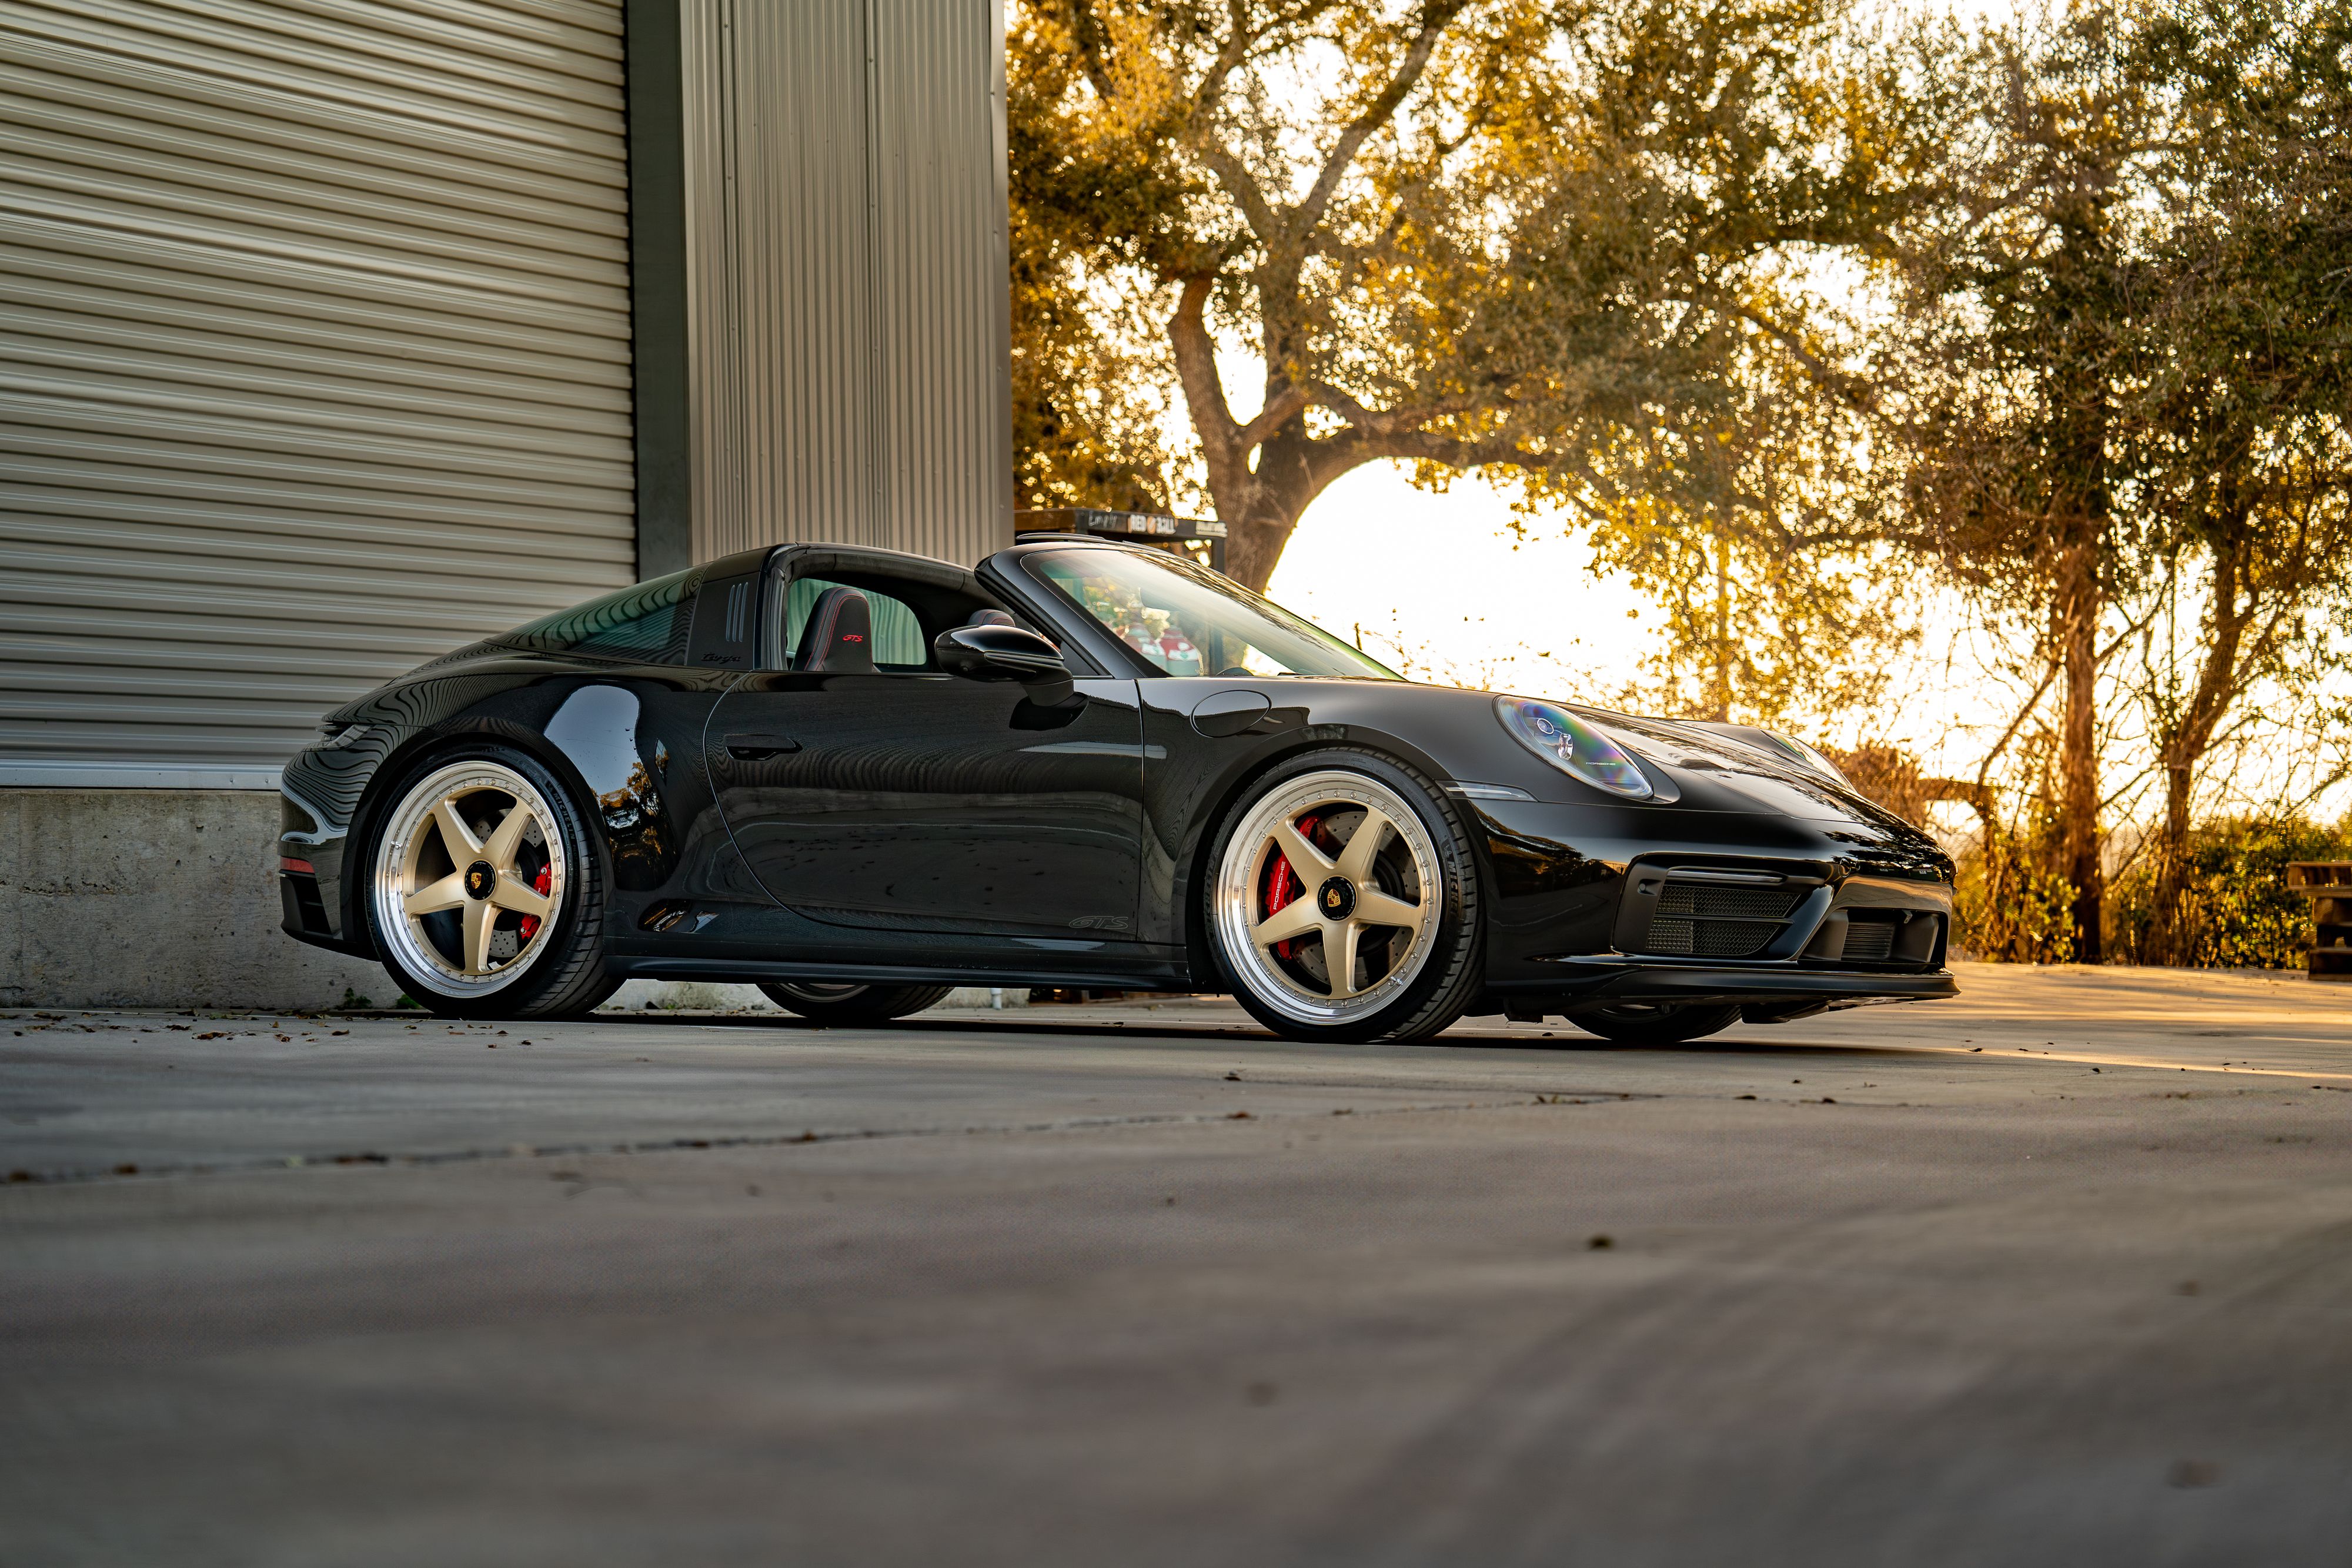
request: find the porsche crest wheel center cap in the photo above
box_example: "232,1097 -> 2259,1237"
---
1317,876 -> 1357,920
463,860 -> 495,900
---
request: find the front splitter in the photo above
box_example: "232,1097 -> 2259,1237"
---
1493,957 -> 1959,1008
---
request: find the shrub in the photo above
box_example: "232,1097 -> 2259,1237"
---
2109,815 -> 2352,969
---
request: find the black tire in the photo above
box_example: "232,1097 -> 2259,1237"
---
757,981 -> 955,1024
362,743 -> 619,1020
1568,1002 -> 1741,1045
1203,747 -> 1484,1045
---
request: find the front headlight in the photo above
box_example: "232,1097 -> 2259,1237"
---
1495,697 -> 1653,800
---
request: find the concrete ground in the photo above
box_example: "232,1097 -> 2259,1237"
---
5,964 -> 2352,1567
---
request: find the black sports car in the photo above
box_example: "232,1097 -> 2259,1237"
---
277,535 -> 1956,1044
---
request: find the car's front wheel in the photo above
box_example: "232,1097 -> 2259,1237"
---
364,746 -> 618,1019
757,981 -> 955,1024
1205,749 -> 1484,1044
1568,1002 -> 1741,1045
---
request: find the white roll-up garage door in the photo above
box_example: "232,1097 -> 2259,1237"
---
0,0 -> 636,786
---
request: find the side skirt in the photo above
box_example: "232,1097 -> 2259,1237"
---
612,955 -> 1202,993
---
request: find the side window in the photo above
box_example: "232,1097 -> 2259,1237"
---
783,577 -> 930,670
504,568 -> 695,664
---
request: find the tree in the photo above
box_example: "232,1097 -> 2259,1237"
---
2119,0 -> 2352,961
1882,6 -> 2153,962
1008,0 -> 1945,590
1576,327 -> 1917,727
1008,4 -> 1188,512
1881,0 -> 2352,964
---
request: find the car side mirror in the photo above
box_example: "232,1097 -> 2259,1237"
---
933,624 -> 1070,687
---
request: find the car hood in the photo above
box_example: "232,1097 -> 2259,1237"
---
1570,706 -> 1916,830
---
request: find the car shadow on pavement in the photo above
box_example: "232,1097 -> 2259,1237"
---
579,1009 -> 1949,1061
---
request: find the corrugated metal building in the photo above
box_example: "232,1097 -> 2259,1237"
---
0,0 -> 1010,1005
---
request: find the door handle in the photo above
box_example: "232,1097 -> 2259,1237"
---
724,732 -> 800,760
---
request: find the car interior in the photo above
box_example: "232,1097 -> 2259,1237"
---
760,556 -> 1035,675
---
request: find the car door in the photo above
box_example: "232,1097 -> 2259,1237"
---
704,569 -> 1147,942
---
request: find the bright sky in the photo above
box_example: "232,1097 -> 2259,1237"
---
1267,463 -> 1647,699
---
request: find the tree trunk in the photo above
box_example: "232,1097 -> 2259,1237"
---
1222,516 -> 1294,593
2144,523 -> 2255,966
1214,427 -> 1325,593
2150,753 -> 2196,964
2056,535 -> 2103,963
1164,279 -> 1325,594
1710,521 -> 1732,721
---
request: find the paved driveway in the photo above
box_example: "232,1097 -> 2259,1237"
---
6,965 -> 2351,1566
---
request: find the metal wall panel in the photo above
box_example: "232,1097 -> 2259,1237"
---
0,0 -> 636,783
679,0 -> 1008,569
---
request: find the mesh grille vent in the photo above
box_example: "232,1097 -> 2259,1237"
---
1639,882 -> 1802,959
1656,885 -> 1800,921
1646,918 -> 1784,958
1841,917 -> 1900,961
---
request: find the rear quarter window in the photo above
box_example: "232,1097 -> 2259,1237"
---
500,570 -> 696,664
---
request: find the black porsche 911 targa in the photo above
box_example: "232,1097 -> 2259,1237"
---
277,534 -> 1956,1044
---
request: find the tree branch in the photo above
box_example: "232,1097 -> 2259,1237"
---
1168,275 -> 1250,505
1197,141 -> 1285,242
1288,2 -> 1466,240
1700,293 -> 1880,412
1060,0 -> 1119,101
1976,657 -> 2063,795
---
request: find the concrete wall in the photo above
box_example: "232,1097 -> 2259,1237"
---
0,790 -> 383,1011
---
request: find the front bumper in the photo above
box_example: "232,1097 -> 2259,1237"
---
1468,798 -> 1957,1005
276,782 -> 370,958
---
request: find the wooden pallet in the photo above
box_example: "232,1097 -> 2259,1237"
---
2288,862 -> 2352,981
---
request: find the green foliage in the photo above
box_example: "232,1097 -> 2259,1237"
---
1953,810 -> 2081,965
2109,815 -> 2352,969
1007,3 -> 1191,511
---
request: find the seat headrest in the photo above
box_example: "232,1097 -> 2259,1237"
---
794,586 -> 874,674
965,609 -> 1017,628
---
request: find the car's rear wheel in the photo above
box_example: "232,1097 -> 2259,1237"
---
757,981 -> 955,1024
1568,1001 -> 1741,1045
1206,750 -> 1483,1044
365,747 -> 618,1019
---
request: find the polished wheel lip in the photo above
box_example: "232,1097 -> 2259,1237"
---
1214,770 -> 1439,1027
372,760 -> 566,999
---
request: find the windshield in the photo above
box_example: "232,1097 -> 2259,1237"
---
1024,546 -> 1398,680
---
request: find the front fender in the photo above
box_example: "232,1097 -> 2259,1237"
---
1136,677 -> 1546,960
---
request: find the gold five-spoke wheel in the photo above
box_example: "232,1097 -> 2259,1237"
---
372,760 -> 566,997
1215,770 -> 1441,1027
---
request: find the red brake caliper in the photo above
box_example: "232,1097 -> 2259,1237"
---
1263,814 -> 1319,959
517,863 -> 552,945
